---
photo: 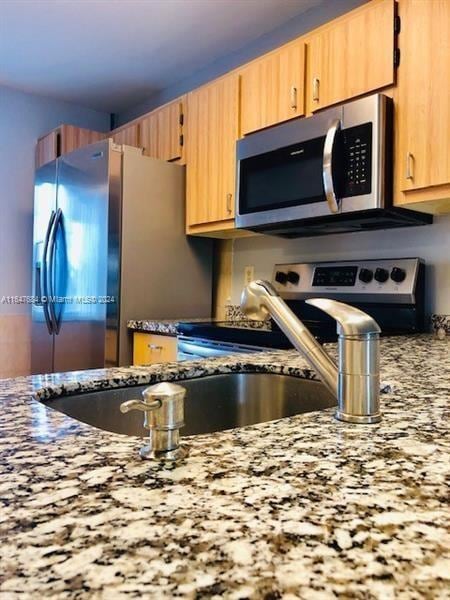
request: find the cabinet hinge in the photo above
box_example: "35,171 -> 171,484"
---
179,113 -> 184,126
179,134 -> 184,147
394,48 -> 400,68
394,15 -> 401,34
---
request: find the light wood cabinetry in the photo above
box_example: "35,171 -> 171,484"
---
394,0 -> 450,214
140,99 -> 184,162
36,125 -> 104,168
308,0 -> 395,112
133,332 -> 177,366
240,40 -> 306,135
36,131 -> 58,168
110,123 -> 140,147
59,125 -> 104,155
186,74 -> 239,234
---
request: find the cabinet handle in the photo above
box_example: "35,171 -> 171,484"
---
406,152 -> 414,180
226,192 -> 233,214
148,344 -> 163,352
312,77 -> 320,103
290,86 -> 297,110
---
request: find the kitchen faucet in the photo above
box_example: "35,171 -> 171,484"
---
241,280 -> 382,423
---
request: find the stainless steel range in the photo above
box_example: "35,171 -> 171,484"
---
177,258 -> 425,360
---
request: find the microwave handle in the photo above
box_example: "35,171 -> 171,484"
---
323,119 -> 341,214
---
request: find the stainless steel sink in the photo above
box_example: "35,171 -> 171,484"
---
42,373 -> 336,436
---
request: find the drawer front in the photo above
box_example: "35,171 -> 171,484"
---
133,332 -> 177,365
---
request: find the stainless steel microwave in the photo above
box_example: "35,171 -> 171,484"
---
236,94 -> 431,236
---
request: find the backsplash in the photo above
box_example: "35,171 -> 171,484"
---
431,315 -> 450,336
230,215 -> 450,317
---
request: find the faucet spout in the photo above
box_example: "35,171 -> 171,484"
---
241,280 -> 382,424
241,280 -> 338,397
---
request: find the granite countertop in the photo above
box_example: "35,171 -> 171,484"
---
1,335 -> 449,597
127,318 -> 213,336
127,316 -> 271,336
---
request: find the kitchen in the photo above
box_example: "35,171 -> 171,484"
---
0,0 -> 449,596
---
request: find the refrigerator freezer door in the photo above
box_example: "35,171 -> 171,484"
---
53,140 -> 116,372
31,161 -> 57,375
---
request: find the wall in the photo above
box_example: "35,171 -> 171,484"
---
115,0 -> 368,126
230,216 -> 450,318
0,85 -> 110,378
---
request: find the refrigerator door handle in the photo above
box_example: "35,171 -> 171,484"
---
47,208 -> 63,334
41,210 -> 56,335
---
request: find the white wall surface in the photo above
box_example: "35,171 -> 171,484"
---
231,215 -> 450,316
0,85 -> 110,316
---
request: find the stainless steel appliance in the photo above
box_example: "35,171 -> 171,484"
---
31,139 -> 212,374
178,258 -> 425,353
236,94 -> 432,236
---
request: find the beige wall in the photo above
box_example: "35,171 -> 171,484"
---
0,315 -> 31,378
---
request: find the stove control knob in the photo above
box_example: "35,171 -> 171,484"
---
374,268 -> 389,283
358,268 -> 373,284
275,271 -> 288,285
287,271 -> 300,285
390,267 -> 406,283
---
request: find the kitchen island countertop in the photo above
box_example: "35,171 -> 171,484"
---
1,334 -> 449,598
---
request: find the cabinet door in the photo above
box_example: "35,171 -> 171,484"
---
140,99 -> 183,161
309,0 -> 395,111
396,0 -> 450,195
110,123 -> 140,147
60,125 -> 104,155
35,130 -> 58,168
186,75 -> 239,228
240,41 -> 306,135
133,332 -> 177,365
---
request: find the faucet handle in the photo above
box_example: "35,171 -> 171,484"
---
306,298 -> 381,337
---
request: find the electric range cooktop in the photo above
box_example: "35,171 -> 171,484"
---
177,318 -> 336,349
179,257 -> 425,352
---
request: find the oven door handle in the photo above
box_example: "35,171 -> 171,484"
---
322,119 -> 341,214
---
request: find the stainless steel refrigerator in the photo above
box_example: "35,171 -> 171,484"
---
31,139 -> 212,375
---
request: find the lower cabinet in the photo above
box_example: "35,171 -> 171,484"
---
133,332 -> 178,366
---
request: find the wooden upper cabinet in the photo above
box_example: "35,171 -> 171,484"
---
309,0 -> 395,112
186,75 -> 239,230
36,131 -> 58,168
59,125 -> 104,155
395,0 -> 450,208
110,123 -> 140,147
140,99 -> 184,162
36,125 -> 104,168
240,40 -> 306,135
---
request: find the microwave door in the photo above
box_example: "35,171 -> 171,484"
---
236,107 -> 342,229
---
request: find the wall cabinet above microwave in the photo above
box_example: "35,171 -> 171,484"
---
308,0 -> 395,113
240,40 -> 306,135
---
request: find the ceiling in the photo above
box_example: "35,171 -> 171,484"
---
0,0 -> 323,114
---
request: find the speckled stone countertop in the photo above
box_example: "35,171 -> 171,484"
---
127,318 -> 213,336
1,335 -> 449,598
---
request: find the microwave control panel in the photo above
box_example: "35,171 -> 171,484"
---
342,123 -> 372,197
